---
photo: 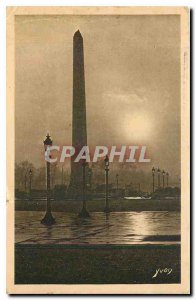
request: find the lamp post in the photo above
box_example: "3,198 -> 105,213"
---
162,170 -> 165,188
24,171 -> 27,193
116,173 -> 119,193
138,183 -> 140,193
157,167 -> 161,189
29,169 -> 32,199
61,165 -> 64,185
52,162 -> 57,189
152,167 -> 155,193
166,172 -> 169,187
88,168 -> 92,190
41,134 -> 55,225
104,155 -> 110,213
78,159 -> 90,218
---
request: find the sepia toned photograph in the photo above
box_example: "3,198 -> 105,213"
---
7,6 -> 190,294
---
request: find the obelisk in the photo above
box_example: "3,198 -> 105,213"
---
68,30 -> 87,198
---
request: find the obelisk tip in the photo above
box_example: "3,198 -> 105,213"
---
74,30 -> 82,38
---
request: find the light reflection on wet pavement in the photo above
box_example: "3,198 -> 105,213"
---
15,211 -> 180,245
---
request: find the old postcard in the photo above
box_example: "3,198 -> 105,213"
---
7,6 -> 190,294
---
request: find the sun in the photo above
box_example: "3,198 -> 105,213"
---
123,112 -> 153,142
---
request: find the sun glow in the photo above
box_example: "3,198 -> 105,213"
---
123,112 -> 154,142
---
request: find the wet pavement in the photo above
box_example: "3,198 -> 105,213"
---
15,211 -> 180,245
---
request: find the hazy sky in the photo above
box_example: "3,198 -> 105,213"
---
15,15 -> 181,177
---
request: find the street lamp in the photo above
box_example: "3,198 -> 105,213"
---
138,183 -> 141,194
162,170 -> 165,188
29,169 -> 32,199
157,167 -> 161,189
61,165 -> 64,185
78,159 -> 90,218
104,155 -> 110,213
41,133 -> 55,225
88,168 -> 92,190
152,167 -> 155,193
166,172 -> 169,187
24,171 -> 27,193
116,173 -> 119,193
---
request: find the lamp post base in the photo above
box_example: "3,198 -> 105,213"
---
78,207 -> 90,218
104,207 -> 110,213
41,211 -> 56,225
